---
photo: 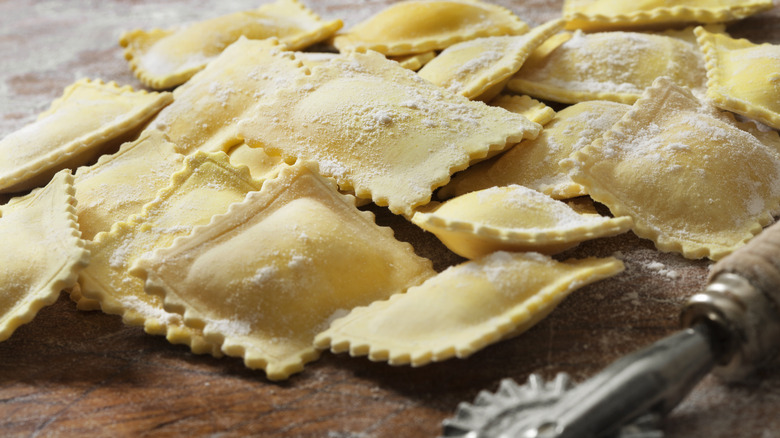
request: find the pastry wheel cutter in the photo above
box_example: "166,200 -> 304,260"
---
442,220 -> 780,437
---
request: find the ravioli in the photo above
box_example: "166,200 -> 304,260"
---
147,37 -> 310,155
315,251 -> 624,366
440,100 -> 629,200
489,94 -> 556,127
130,161 -> 435,380
391,51 -> 437,71
565,78 -> 780,260
0,171 -> 89,343
237,49 -> 540,216
696,26 -> 780,130
226,143 -> 285,181
73,129 -> 185,241
332,0 -> 529,56
120,0 -> 342,89
413,185 -> 633,259
78,152 -> 264,356
0,79 -> 171,194
507,29 -> 707,104
563,0 -> 773,31
417,19 -> 563,101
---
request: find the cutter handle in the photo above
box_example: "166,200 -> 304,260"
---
682,221 -> 780,379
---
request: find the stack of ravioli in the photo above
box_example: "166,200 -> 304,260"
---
0,0 -> 778,381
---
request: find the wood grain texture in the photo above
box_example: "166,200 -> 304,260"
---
1,1 -> 780,437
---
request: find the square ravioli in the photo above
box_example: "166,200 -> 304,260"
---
148,37 -> 310,155
73,129 -> 185,241
332,0 -> 529,56
315,251 -> 624,366
78,152 -> 264,357
440,100 -> 629,200
565,77 -> 780,260
695,26 -> 780,130
0,170 -> 89,343
563,0 -> 773,31
120,0 -> 342,89
507,29 -> 708,105
130,161 -> 435,380
0,79 -> 171,193
237,49 -> 541,216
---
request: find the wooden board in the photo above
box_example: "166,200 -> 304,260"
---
1,1 -> 779,436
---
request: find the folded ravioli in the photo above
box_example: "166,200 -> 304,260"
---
226,143 -> 285,181
0,170 -> 89,343
73,130 -> 185,241
332,0 -> 529,56
417,19 -> 563,101
130,161 -> 435,380
565,78 -> 780,260
237,49 -> 541,216
440,100 -> 630,200
413,185 -> 632,259
120,0 -> 342,89
315,251 -> 624,366
696,26 -> 780,130
0,79 -> 171,193
391,51 -> 437,71
147,37 -> 310,155
507,29 -> 707,104
563,0 -> 773,31
489,94 -> 556,127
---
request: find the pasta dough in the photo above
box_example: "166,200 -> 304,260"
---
333,0 -> 529,56
316,251 -> 624,366
696,26 -> 780,130
508,29 -> 707,104
0,171 -> 89,343
563,0 -> 773,31
237,49 -> 541,216
412,185 -> 633,258
0,79 -> 171,193
565,77 -> 780,260
78,151 -> 264,357
130,161 -> 435,380
440,100 -> 630,200
120,0 -> 342,89
73,130 -> 184,241
147,37 -> 310,155
417,19 -> 563,100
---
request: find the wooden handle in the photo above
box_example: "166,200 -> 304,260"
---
709,222 -> 780,308
684,222 -> 780,379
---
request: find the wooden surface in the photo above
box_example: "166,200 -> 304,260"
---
2,1 -> 780,437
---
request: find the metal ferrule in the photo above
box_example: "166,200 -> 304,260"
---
681,272 -> 780,380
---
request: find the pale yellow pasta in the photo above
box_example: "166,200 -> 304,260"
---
696,26 -> 780,130
79,152 -> 265,357
413,185 -> 633,259
130,161 -> 435,380
440,100 -> 629,200
565,77 -> 780,260
563,0 -> 773,31
417,19 -> 563,101
120,0 -> 342,89
333,0 -> 529,56
0,79 -> 171,193
237,49 -> 541,216
507,29 -> 707,104
147,37 -> 310,155
316,251 -> 624,366
0,171 -> 89,343
73,129 -> 184,241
